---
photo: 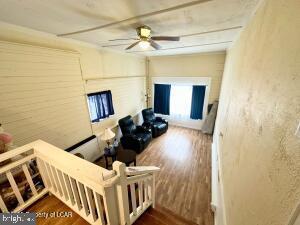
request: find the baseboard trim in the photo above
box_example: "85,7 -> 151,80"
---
212,140 -> 227,225
287,202 -> 300,225
168,121 -> 203,130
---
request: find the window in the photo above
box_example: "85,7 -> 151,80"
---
154,83 -> 206,120
87,90 -> 114,122
170,85 -> 193,119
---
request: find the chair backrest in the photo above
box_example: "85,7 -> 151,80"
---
118,115 -> 137,135
142,108 -> 156,123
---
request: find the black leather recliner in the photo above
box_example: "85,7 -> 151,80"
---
118,115 -> 152,153
142,108 -> 168,138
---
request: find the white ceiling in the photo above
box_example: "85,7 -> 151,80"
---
0,0 -> 260,56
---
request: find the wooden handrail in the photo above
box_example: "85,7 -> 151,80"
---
0,154 -> 35,174
126,166 -> 160,176
0,140 -> 160,225
126,173 -> 152,185
0,145 -> 33,163
0,150 -> 48,213
32,140 -> 115,181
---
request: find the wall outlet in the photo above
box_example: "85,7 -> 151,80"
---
295,121 -> 300,138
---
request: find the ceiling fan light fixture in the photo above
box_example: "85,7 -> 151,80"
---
141,28 -> 151,37
123,25 -> 179,50
138,26 -> 151,38
139,40 -> 150,49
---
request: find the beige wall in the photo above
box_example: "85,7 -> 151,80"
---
148,52 -> 226,104
0,41 -> 92,149
85,77 -> 146,134
215,0 -> 300,225
0,22 -> 146,149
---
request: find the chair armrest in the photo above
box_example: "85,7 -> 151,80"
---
123,134 -> 142,142
156,117 -> 168,123
142,121 -> 152,129
136,125 -> 151,134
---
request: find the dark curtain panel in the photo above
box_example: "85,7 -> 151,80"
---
87,90 -> 114,122
190,85 -> 206,120
102,91 -> 115,115
154,84 -> 171,115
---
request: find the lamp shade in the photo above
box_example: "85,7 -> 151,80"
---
100,128 -> 115,141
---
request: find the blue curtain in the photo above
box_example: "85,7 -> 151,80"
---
87,90 -> 114,122
190,85 -> 206,120
154,84 -> 171,115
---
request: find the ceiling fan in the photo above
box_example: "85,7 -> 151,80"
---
109,25 -> 180,50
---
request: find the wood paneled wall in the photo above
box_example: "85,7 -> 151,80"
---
0,41 -> 92,148
0,26 -> 147,150
101,50 -> 146,78
85,76 -> 146,134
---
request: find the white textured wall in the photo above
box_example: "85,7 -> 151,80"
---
215,0 -> 300,224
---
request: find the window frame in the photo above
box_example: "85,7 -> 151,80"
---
151,76 -> 211,130
86,90 -> 115,123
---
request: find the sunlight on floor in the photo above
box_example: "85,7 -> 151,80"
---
161,129 -> 193,162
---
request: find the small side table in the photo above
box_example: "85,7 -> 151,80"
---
116,149 -> 137,166
104,147 -> 117,169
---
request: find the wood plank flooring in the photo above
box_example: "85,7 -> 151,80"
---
97,125 -> 213,225
136,126 -> 213,225
134,204 -> 199,225
27,195 -> 89,225
26,125 -> 213,225
26,194 -> 198,225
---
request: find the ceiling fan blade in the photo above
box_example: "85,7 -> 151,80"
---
109,38 -> 139,41
102,43 -> 133,47
149,39 -> 162,50
125,41 -> 140,50
151,36 -> 180,41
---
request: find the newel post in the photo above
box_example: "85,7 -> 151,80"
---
113,161 -> 131,225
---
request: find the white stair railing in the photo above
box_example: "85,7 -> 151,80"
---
111,163 -> 160,225
35,141 -> 119,225
125,166 -> 160,224
0,145 -> 48,213
0,140 -> 160,225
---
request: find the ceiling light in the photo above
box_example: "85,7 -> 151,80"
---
139,41 -> 150,49
140,27 -> 151,37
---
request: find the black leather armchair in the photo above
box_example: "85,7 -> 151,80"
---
118,115 -> 152,153
142,108 -> 168,138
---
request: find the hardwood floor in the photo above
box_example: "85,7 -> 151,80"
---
97,125 -> 213,225
26,126 -> 213,225
26,194 -> 199,225
27,195 -> 89,225
136,126 -> 213,225
134,205 -> 199,225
